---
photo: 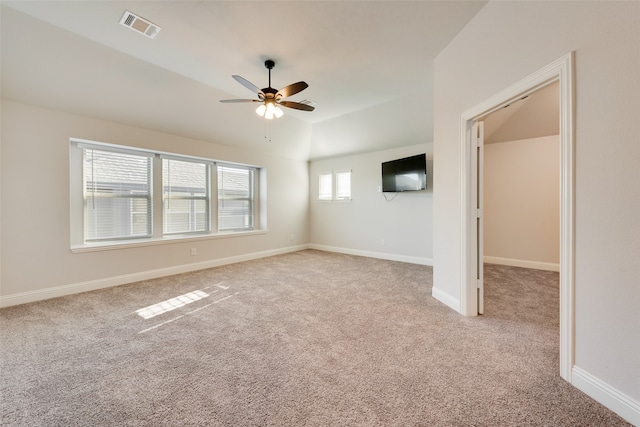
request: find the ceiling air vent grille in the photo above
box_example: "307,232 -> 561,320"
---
299,99 -> 317,107
119,11 -> 161,39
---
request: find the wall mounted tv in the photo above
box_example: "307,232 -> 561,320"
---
381,154 -> 427,193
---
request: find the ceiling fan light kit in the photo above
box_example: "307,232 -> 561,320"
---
256,102 -> 284,120
220,60 -> 314,119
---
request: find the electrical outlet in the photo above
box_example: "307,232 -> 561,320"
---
290,234 -> 295,241
190,248 -> 197,256
381,239 -> 385,246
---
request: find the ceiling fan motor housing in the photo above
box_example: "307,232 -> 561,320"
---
262,87 -> 278,99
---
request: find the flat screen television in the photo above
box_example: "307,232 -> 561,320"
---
381,154 -> 427,192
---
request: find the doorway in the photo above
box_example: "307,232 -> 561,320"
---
474,81 -> 560,314
459,53 -> 574,381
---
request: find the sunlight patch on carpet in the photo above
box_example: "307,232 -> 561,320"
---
136,287 -> 216,319
138,292 -> 238,334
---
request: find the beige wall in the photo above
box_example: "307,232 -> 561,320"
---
433,0 -> 639,417
0,100 -> 310,303
484,135 -> 560,270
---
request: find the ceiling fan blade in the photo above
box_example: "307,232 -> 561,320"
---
276,81 -> 309,99
279,100 -> 315,111
219,99 -> 261,103
232,75 -> 265,97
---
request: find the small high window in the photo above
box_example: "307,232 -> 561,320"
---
334,171 -> 352,201
318,170 -> 351,201
318,172 -> 333,201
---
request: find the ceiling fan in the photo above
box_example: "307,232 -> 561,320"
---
220,59 -> 314,119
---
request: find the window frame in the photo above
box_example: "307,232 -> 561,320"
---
162,156 -> 212,236
70,139 -> 265,252
317,170 -> 352,202
334,170 -> 352,201
81,144 -> 154,242
217,163 -> 256,232
318,172 -> 333,201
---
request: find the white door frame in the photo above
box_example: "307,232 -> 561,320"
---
471,121 -> 485,315
459,52 -> 575,381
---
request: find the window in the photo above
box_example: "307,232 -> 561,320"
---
83,148 -> 152,241
334,171 -> 352,200
163,158 -> 210,234
218,165 -> 255,231
318,172 -> 333,200
318,170 -> 351,201
71,140 -> 262,248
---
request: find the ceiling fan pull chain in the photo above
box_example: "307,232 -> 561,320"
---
264,120 -> 272,142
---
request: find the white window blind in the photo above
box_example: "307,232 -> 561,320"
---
335,171 -> 352,200
83,148 -> 152,241
318,173 -> 333,200
218,165 -> 255,231
74,139 -> 264,246
163,158 -> 210,234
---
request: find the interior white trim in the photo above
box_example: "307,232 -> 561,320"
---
0,245 -> 309,308
483,256 -> 560,272
308,244 -> 432,266
459,53 -> 575,382
4,243 -> 433,307
431,286 -> 460,312
71,230 -> 268,253
572,366 -> 640,426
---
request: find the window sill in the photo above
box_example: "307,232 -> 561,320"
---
70,229 -> 267,253
317,198 -> 352,202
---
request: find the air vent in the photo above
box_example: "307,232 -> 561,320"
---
299,99 -> 317,107
119,11 -> 161,39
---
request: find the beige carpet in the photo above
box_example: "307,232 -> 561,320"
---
0,250 -> 631,426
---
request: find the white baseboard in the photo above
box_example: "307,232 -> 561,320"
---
484,255 -> 560,272
308,245 -> 446,309
572,366 -> 640,426
0,245 -> 309,308
5,245 -> 637,427
431,286 -> 460,312
308,244 -> 432,266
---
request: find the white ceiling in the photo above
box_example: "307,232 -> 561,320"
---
1,1 -> 486,160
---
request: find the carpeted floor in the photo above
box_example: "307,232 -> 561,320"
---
0,250 -> 632,426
